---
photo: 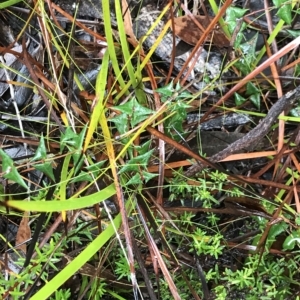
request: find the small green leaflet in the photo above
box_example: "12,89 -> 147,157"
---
111,98 -> 154,127
246,82 -> 260,109
31,135 -> 55,181
273,0 -> 292,24
0,148 -> 27,189
119,150 -> 154,173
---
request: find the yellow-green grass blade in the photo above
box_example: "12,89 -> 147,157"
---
114,3 -> 172,102
255,1 -> 297,64
208,0 -> 230,37
7,183 -> 116,212
30,200 -> 133,300
41,6 -> 84,93
58,153 -> 73,221
102,0 -> 126,92
0,0 -> 23,9
114,0 -> 147,104
83,50 -> 110,152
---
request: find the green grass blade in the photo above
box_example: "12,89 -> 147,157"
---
255,2 -> 296,64
255,19 -> 285,64
114,0 -> 135,82
114,4 -> 171,102
30,206 -> 125,300
102,0 -> 126,91
0,0 -> 23,9
83,49 -> 110,151
114,0 -> 146,104
7,183 -> 116,212
208,0 -> 230,37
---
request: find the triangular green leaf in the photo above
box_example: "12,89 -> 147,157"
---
110,113 -> 129,135
249,93 -> 261,110
246,82 -> 259,95
134,141 -> 151,155
156,81 -> 175,98
31,134 -> 47,161
73,151 -> 84,174
112,98 -> 134,115
34,162 -> 55,182
234,93 -> 246,106
60,127 -> 79,152
226,7 -> 248,21
131,109 -> 153,127
225,7 -> 248,36
286,30 -> 300,38
142,171 -> 158,183
119,150 -> 154,174
0,149 -> 27,189
126,173 -> 142,185
277,4 -> 292,24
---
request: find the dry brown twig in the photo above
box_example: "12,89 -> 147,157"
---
185,85 -> 300,176
183,34 -> 300,176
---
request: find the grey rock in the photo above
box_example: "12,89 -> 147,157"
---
55,0 -> 103,18
73,65 -> 101,94
14,65 -> 32,107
